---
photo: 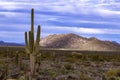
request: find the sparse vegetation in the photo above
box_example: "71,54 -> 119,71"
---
0,47 -> 120,80
103,68 -> 120,80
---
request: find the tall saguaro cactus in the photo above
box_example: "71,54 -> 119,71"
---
25,8 -> 40,76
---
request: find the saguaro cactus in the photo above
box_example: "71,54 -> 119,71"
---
24,8 -> 40,76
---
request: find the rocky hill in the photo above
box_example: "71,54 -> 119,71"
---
40,33 -> 120,51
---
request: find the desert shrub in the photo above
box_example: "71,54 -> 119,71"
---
81,55 -> 88,61
65,53 -> 82,63
90,55 -> 104,61
78,72 -> 92,80
64,64 -> 74,71
72,53 -> 83,59
42,69 -> 57,78
104,68 -> 120,80
40,53 -> 55,61
48,70 -> 57,78
65,53 -> 74,58
40,53 -> 49,60
61,68 -> 66,74
0,52 -> 5,58
65,57 -> 76,63
18,51 -> 26,58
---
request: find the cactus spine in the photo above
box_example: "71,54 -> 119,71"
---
25,8 -> 40,76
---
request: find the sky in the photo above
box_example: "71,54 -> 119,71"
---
0,0 -> 120,43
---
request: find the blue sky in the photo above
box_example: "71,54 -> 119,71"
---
0,0 -> 120,43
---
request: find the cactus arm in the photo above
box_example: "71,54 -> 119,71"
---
34,25 -> 40,53
25,32 -> 30,53
29,31 -> 32,53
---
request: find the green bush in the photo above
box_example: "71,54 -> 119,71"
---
65,57 -> 76,63
44,69 -> 57,78
91,55 -> 104,61
104,68 -> 120,80
78,72 -> 92,80
64,64 -> 74,71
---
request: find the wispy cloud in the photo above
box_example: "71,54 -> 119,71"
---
0,0 -> 120,18
97,8 -> 120,17
42,26 -> 120,35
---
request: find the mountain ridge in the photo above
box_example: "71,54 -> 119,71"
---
0,41 -> 23,46
40,33 -> 120,51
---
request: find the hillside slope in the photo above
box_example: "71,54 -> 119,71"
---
40,33 -> 120,51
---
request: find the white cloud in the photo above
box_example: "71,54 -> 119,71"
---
0,2 -> 22,10
76,20 -> 120,26
97,8 -> 120,17
0,1 -> 42,10
42,26 -> 120,35
0,11 -> 17,17
0,0 -> 120,16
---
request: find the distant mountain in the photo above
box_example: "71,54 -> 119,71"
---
40,33 -> 120,51
0,41 -> 23,46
